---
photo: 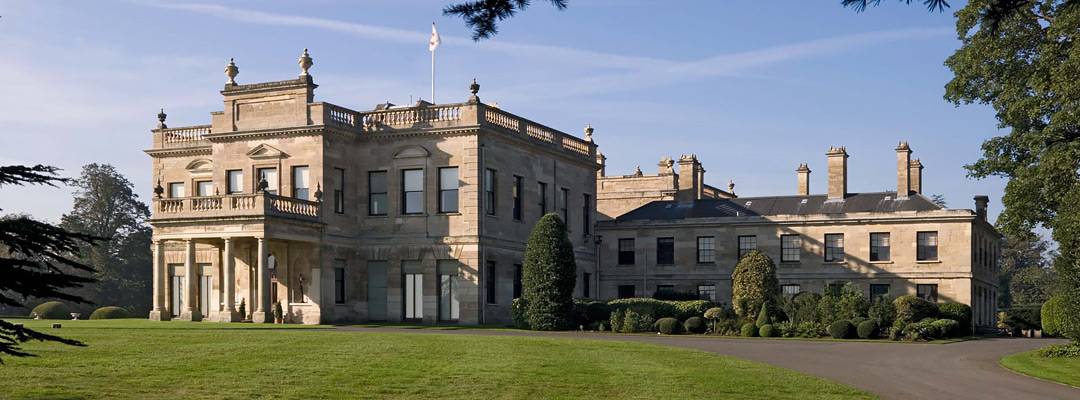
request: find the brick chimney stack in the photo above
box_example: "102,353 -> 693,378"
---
909,158 -> 923,194
826,146 -> 848,200
677,154 -> 701,203
897,141 -> 912,198
596,151 -> 606,177
796,163 -> 811,196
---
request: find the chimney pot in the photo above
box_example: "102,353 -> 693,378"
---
909,158 -> 923,194
677,154 -> 702,203
974,195 -> 989,221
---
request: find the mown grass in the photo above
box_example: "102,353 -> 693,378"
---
1000,350 -> 1080,388
1,319 -> 874,399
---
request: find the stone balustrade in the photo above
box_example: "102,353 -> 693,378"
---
161,125 -> 211,147
152,193 -> 321,222
152,102 -> 595,162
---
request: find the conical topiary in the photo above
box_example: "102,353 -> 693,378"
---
522,213 -> 578,331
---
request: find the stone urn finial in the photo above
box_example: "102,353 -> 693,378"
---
225,57 -> 239,85
468,78 -> 481,104
154,179 -> 164,198
584,123 -> 594,142
257,177 -> 268,193
299,48 -> 313,77
727,180 -> 736,192
314,183 -> 323,202
157,108 -> 167,129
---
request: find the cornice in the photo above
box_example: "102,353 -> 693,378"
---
144,147 -> 212,158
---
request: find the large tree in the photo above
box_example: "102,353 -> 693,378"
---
998,232 -> 1057,307
945,0 -> 1080,341
521,213 -> 577,330
60,164 -> 152,316
0,165 -> 98,361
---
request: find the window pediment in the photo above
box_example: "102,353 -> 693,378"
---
246,144 -> 288,160
185,159 -> 213,174
393,145 -> 429,159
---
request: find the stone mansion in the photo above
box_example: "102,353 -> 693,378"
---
147,51 -> 1000,328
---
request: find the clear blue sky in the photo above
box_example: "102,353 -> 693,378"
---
0,0 -> 1007,224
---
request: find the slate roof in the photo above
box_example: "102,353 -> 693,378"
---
616,192 -> 947,221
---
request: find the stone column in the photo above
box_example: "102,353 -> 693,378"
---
149,240 -> 170,321
219,237 -> 240,322
252,237 -> 271,323
179,239 -> 201,321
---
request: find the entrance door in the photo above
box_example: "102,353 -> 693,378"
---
367,261 -> 388,321
200,275 -> 213,318
171,275 -> 185,317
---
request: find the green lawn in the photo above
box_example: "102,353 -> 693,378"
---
1000,350 -> 1080,388
1,319 -> 874,399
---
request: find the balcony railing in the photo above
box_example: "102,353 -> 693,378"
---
161,125 -> 212,148
153,193 -> 321,222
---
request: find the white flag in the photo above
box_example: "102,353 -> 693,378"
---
429,23 -> 441,52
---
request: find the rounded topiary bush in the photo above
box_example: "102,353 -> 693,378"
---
937,302 -> 972,336
731,250 -> 781,320
931,319 -> 960,338
857,320 -> 879,339
850,317 -> 869,327
89,306 -> 133,319
30,301 -> 72,319
657,317 -> 682,335
1042,295 -> 1072,338
741,322 -> 759,337
828,320 -> 855,339
684,316 -> 706,334
759,324 -> 777,338
893,295 -> 939,325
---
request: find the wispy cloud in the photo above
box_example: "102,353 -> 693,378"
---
122,0 -> 680,72
123,0 -> 950,99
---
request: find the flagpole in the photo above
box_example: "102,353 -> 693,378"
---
431,46 -> 435,104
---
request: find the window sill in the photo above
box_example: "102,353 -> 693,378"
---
367,214 -> 389,218
779,262 -> 801,266
617,264 -> 635,267
696,262 -> 716,266
915,260 -> 941,264
485,214 -> 499,219
437,212 -> 462,216
822,261 -> 847,264
288,302 -> 312,307
655,263 -> 675,267
398,213 -> 428,218
869,261 -> 894,264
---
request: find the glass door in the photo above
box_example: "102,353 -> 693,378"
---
171,275 -> 185,317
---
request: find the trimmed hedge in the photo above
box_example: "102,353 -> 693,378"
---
937,302 -> 972,336
684,316 -> 706,334
511,297 -> 529,329
856,320 -> 879,339
606,298 -> 714,321
30,301 -> 71,319
1036,344 -> 1080,357
893,295 -> 939,325
828,320 -> 855,339
1042,296 -> 1067,337
657,317 -> 682,335
850,317 -> 868,327
741,322 -> 759,337
759,324 -> 778,338
89,306 -> 132,319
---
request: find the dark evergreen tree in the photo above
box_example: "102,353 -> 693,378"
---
0,165 -> 98,361
521,213 -> 577,330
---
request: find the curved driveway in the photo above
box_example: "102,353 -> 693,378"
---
337,326 -> 1078,399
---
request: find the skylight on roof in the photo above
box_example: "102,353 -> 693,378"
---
745,201 -> 752,207
800,199 -> 808,204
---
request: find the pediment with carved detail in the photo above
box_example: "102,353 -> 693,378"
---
246,144 -> 288,160
185,159 -> 213,173
393,145 -> 429,159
